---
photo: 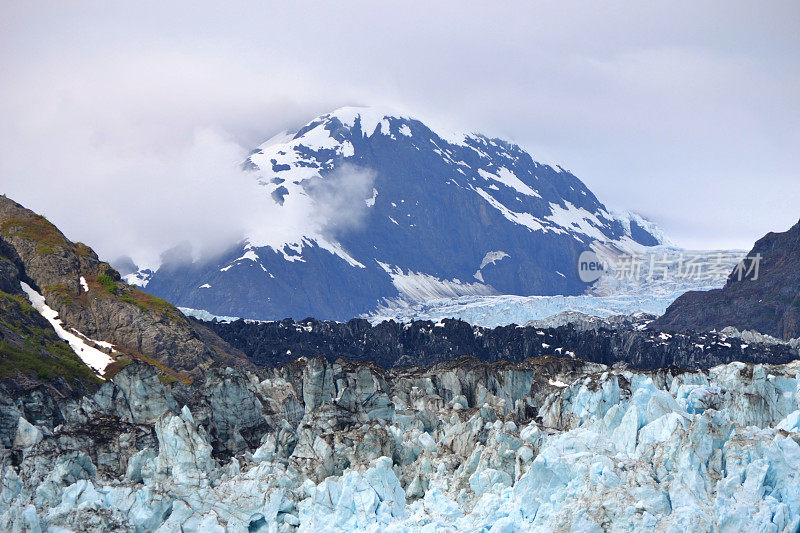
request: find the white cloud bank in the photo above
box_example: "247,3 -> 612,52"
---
0,1 -> 798,259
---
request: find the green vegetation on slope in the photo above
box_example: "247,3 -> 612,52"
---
0,195 -> 245,382
97,273 -> 118,295
90,271 -> 181,321
0,216 -> 69,255
0,290 -> 100,383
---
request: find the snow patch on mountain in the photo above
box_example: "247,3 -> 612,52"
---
472,187 -> 546,231
314,237 -> 365,269
477,167 -> 541,198
546,201 -> 614,242
377,261 -> 497,302
474,251 -> 511,282
123,268 -> 153,288
20,282 -> 114,375
365,187 -> 378,207
479,251 -> 510,270
390,273 -> 495,301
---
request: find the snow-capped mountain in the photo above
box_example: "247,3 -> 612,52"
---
144,107 -> 664,320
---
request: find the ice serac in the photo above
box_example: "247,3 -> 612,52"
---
653,218 -> 800,339
2,354 -> 800,530
144,106 -> 665,320
0,195 -> 251,379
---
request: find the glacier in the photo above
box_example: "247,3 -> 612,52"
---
180,246 -> 746,328
369,292 -> 680,327
370,245 -> 745,327
3,355 -> 800,531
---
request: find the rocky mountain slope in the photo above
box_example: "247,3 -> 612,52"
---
0,239 -> 101,442
202,315 -> 798,370
0,195 -> 250,381
653,218 -> 800,339
142,107 -> 664,320
2,354 -> 799,531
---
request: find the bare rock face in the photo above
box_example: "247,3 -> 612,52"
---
653,218 -> 800,339
207,314 -> 800,371
0,194 -> 250,379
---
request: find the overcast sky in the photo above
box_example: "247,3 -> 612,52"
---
1,1 -> 798,265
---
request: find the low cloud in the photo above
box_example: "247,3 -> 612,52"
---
1,1 -> 798,256
0,49 -> 343,268
304,164 -> 377,239
1,117 -> 273,268
0,43 -> 380,268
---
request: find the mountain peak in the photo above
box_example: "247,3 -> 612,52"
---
327,105 -> 411,133
147,108 -> 668,320
268,105 -> 492,155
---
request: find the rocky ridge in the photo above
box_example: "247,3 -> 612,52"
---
0,239 -> 99,390
203,315 -> 798,371
653,218 -> 800,339
1,355 -> 800,531
0,195 -> 250,380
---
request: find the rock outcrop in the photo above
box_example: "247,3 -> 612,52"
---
0,195 -> 250,379
1,234 -> 101,450
1,355 -> 800,530
204,315 -> 799,370
653,218 -> 800,339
